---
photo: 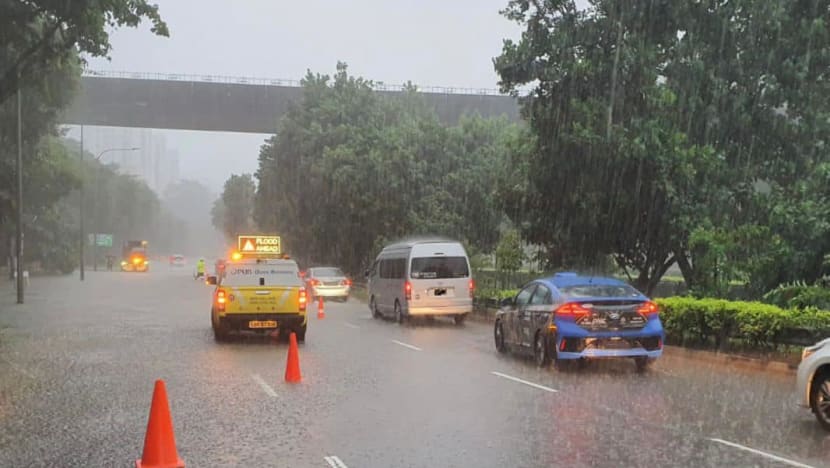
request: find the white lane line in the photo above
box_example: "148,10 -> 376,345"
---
491,371 -> 558,393
251,373 -> 278,398
324,455 -> 349,468
390,339 -> 422,351
343,322 -> 360,329
708,438 -> 815,468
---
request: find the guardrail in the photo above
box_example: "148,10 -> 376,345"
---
82,69 -> 506,96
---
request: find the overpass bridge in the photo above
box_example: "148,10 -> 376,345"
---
63,71 -> 521,133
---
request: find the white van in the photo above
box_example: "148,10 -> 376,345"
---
366,239 -> 473,325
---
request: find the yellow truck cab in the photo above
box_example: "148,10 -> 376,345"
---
209,236 -> 308,341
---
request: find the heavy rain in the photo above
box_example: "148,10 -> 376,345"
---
1,1 -> 830,467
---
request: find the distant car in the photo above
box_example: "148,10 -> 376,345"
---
305,267 -> 351,302
169,254 -> 186,267
796,338 -> 830,431
494,273 -> 663,371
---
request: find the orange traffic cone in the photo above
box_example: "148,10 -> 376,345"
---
136,380 -> 185,468
285,332 -> 302,383
317,296 -> 325,319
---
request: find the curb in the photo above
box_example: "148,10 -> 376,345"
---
662,345 -> 797,375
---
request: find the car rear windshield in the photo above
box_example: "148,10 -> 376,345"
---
222,266 -> 301,287
313,268 -> 344,277
410,256 -> 469,279
560,284 -> 642,298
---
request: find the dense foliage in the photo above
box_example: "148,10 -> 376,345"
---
495,0 -> 830,296
212,173 -> 257,242
1,0 -> 167,104
255,63 -> 517,274
656,297 -> 830,350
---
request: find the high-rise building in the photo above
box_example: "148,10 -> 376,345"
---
66,126 -> 180,194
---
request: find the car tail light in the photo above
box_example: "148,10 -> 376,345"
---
299,287 -> 307,311
468,279 -> 475,298
216,289 -> 226,312
555,302 -> 591,319
637,301 -> 659,318
341,278 -> 352,286
404,281 -> 412,301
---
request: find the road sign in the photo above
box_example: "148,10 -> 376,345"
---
237,235 -> 281,255
96,234 -> 113,247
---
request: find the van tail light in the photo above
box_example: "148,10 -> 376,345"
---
216,289 -> 226,312
299,287 -> 307,311
469,279 -> 475,298
637,301 -> 659,319
554,302 -> 591,319
404,281 -> 412,301
341,278 -> 352,286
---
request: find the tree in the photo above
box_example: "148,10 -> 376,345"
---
494,0 -> 830,295
0,0 -> 168,104
255,63 -> 515,274
213,173 -> 256,241
495,229 -> 525,273
0,58 -> 81,274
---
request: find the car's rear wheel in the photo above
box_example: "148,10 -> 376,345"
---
634,356 -> 650,373
370,297 -> 380,319
810,371 -> 830,431
534,332 -> 550,367
394,301 -> 405,325
494,320 -> 507,353
454,314 -> 466,326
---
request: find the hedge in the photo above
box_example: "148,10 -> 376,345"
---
656,297 -> 830,349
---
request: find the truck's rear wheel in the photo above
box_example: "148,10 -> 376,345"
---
294,324 -> 307,343
212,316 -> 228,342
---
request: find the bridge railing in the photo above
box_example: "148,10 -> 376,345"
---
82,70 -> 505,96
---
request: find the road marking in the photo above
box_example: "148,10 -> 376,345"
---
391,339 -> 422,351
251,373 -> 278,398
708,438 -> 815,468
491,371 -> 558,393
324,455 -> 349,468
343,322 -> 360,329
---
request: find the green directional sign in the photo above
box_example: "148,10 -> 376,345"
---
94,234 -> 113,247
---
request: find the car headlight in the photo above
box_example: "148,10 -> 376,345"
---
120,261 -> 127,266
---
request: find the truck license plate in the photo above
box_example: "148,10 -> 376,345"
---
249,320 -> 277,329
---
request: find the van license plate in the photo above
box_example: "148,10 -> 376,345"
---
249,320 -> 277,329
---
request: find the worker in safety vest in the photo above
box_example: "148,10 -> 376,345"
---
195,258 -> 206,279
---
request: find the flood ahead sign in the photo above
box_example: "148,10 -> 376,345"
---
238,235 -> 281,255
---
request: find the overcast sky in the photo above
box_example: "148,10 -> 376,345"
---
78,0 -> 525,190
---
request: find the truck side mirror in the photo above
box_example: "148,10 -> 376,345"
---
364,269 -> 370,278
207,275 -> 217,285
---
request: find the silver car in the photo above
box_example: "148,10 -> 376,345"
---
796,337 -> 830,430
305,267 -> 351,302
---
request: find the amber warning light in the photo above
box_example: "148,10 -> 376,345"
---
237,235 -> 282,256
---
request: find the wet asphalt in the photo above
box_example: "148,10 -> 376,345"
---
0,266 -> 828,468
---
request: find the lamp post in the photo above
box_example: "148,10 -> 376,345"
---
91,147 -> 140,271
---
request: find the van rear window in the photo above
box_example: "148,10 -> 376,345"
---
410,257 -> 469,279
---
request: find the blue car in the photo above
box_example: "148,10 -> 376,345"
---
494,273 -> 664,371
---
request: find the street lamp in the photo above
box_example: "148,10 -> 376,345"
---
84,146 -> 140,273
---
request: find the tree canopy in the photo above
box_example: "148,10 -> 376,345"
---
255,63 -> 516,274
